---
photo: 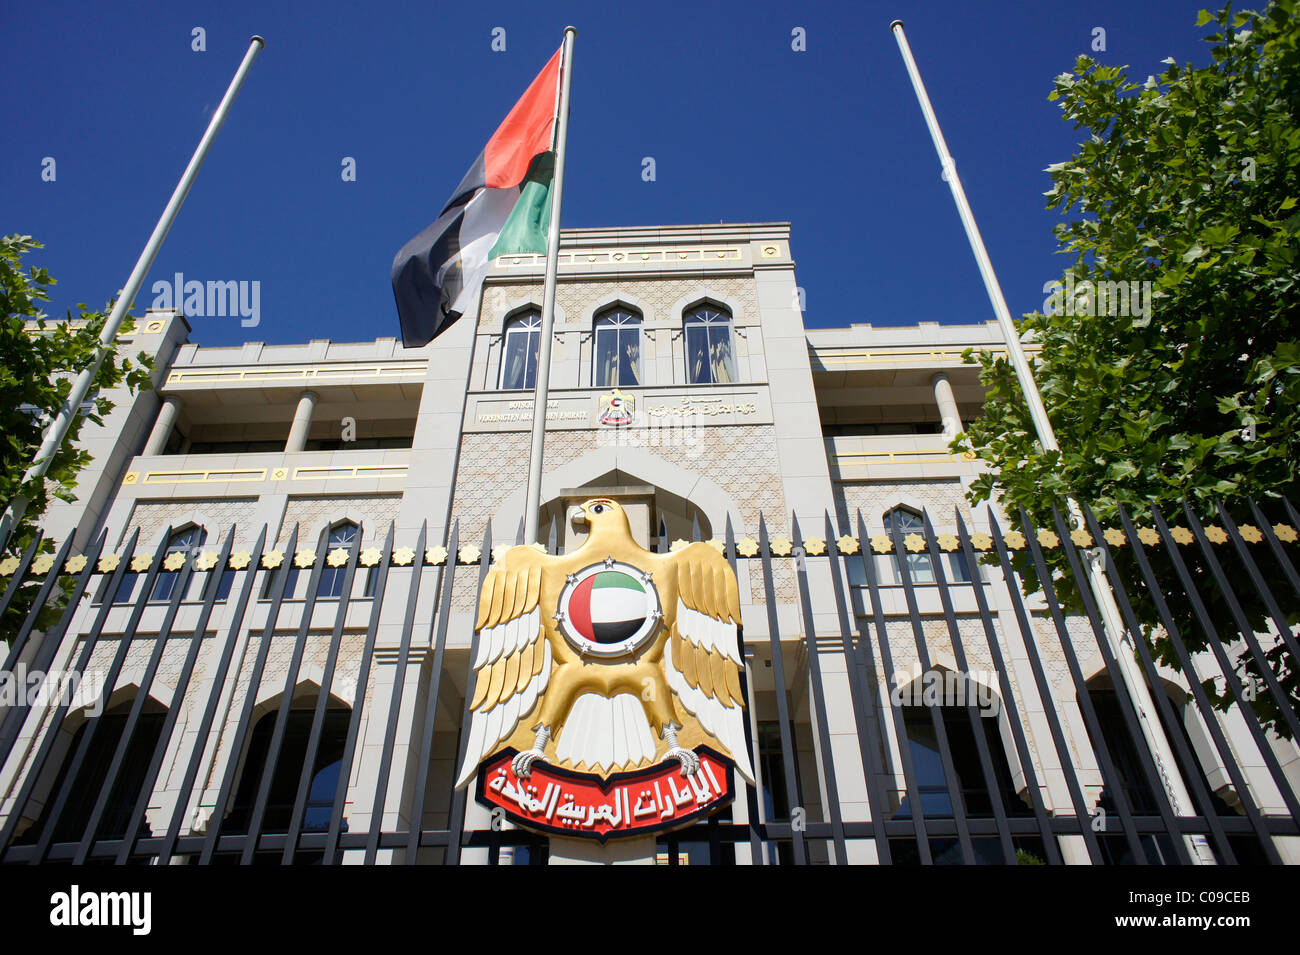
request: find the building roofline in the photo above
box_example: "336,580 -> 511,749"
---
555,222 -> 792,242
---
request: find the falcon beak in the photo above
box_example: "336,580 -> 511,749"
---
571,506 -> 588,527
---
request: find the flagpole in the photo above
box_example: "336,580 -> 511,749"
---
523,26 -> 577,545
889,20 -> 1214,864
0,35 -> 266,554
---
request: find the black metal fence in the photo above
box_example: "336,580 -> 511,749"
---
0,498 -> 1297,864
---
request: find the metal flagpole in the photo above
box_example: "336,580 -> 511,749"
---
0,35 -> 267,555
889,20 -> 1215,864
523,26 -> 577,545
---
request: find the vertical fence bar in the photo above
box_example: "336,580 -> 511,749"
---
0,533 -> 79,794
1254,498 -> 1300,601
443,522 -> 487,864
822,513 -> 891,863
1038,506 -> 1190,865
0,531 -> 105,762
0,530 -> 141,857
200,524 -> 300,864
888,508 -> 976,864
1077,505 -> 1237,864
489,519 -> 528,866
31,527 -> 177,863
239,525 -> 334,864
117,526 -> 239,864
403,519 -> 462,862
1009,509 -> 1151,864
0,533 -> 45,620
986,516 -> 1105,864
359,523 -> 427,865
854,510 -> 932,864
73,527 -> 203,863
1203,503 -> 1300,736
282,524 -> 367,863
1151,505 -> 1300,820
790,514 -> 847,864
756,515 -> 806,864
403,519 -> 465,862
0,535 -> 74,676
158,528 -> 267,862
1115,503 -> 1282,863
954,512 -> 1062,864
725,515 -> 766,866
919,509 -> 1015,864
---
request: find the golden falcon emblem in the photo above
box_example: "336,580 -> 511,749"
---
598,387 -> 635,426
455,498 -> 753,789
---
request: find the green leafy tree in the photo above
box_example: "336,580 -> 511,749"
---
957,3 -> 1299,735
1,235 -> 153,637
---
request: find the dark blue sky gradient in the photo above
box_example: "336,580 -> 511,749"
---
3,0 -> 1216,347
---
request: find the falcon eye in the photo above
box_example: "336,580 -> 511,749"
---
592,504 -> 605,514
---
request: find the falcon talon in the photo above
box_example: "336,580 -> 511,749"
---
666,747 -> 700,776
511,748 -> 546,778
512,727 -> 552,778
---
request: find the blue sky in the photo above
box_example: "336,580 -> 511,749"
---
3,0 -> 1218,347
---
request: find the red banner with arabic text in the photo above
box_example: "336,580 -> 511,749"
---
475,747 -> 735,841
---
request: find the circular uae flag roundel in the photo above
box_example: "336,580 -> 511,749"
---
559,563 -> 660,656
569,570 -> 646,644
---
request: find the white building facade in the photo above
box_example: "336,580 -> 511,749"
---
2,222 -> 1296,865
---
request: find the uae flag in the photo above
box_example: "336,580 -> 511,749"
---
391,47 -> 562,348
568,571 -> 648,645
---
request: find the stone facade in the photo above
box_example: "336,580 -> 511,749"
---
4,222 -> 1290,866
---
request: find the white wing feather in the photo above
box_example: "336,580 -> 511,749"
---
672,598 -> 754,784
454,605 -> 547,789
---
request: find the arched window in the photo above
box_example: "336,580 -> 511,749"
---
884,507 -> 971,584
499,310 -> 542,390
593,307 -> 642,387
218,700 -> 351,864
149,525 -> 203,603
262,521 -> 373,601
318,522 -> 358,599
683,304 -> 735,384
14,699 -> 167,855
890,700 -> 1034,864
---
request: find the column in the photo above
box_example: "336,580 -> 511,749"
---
285,390 -> 318,453
142,395 -> 183,456
932,372 -> 963,438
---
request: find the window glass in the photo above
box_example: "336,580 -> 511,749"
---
500,311 -> 541,390
888,509 -> 935,584
683,306 -> 734,384
12,705 -> 166,848
318,523 -> 358,599
150,526 -> 202,602
218,707 -> 351,863
593,309 -> 642,387
886,508 -> 971,584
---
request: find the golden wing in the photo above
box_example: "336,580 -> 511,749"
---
453,545 -> 551,789
662,543 -> 754,784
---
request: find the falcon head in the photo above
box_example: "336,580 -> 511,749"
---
571,498 -> 629,541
